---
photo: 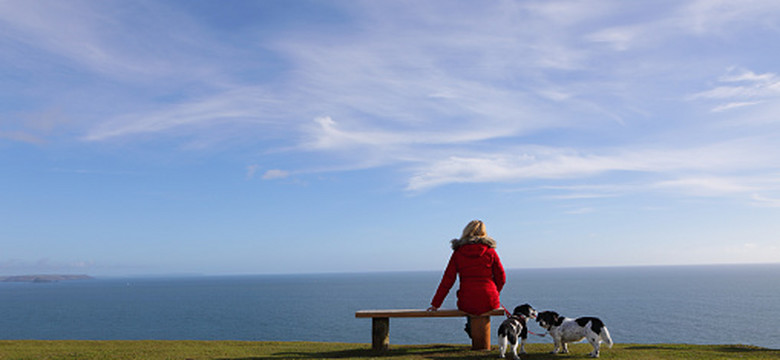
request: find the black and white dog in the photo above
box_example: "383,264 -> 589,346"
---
536,311 -> 613,358
497,304 -> 538,359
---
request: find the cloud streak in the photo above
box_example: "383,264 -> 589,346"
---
405,139 -> 780,196
83,87 -> 285,142
690,68 -> 780,108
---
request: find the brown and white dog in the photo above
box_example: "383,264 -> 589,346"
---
536,310 -> 613,358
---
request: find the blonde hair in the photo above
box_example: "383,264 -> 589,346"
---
460,220 -> 487,240
450,220 -> 495,250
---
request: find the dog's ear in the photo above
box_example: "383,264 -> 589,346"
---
548,311 -> 559,322
553,313 -> 565,326
517,304 -> 533,317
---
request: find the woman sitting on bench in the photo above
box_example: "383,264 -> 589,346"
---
427,220 -> 507,337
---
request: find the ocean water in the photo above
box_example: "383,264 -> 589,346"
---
0,264 -> 778,349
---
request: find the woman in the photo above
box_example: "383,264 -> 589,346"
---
427,220 -> 506,336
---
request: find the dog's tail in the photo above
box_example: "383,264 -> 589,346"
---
498,322 -> 508,338
600,326 -> 613,348
497,322 -> 509,356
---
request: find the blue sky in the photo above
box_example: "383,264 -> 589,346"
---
2,0 -> 779,276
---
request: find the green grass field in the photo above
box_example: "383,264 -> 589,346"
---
1,341 -> 778,360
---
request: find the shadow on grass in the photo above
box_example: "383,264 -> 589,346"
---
713,345 -> 779,353
218,344 -> 469,359
218,346 -> 600,360
624,344 -> 779,355
626,344 -> 777,351
624,345 -> 677,350
218,344 -> 780,360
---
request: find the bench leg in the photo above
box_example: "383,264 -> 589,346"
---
470,315 -> 491,350
372,317 -> 389,351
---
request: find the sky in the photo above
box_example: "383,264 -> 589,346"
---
2,0 -> 780,277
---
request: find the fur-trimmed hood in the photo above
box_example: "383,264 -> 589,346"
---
450,236 -> 497,250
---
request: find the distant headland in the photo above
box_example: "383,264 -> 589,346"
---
0,274 -> 93,283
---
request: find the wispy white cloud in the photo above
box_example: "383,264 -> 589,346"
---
298,114 -> 540,152
691,68 -> 780,101
719,68 -> 777,83
690,67 -> 780,114
405,139 -> 780,193
262,169 -> 290,180
246,164 -> 259,179
751,194 -> 780,207
83,87 -> 285,141
711,101 -> 762,112
0,1 -> 224,81
564,207 -> 596,215
300,116 -> 408,150
585,27 -> 638,52
652,177 -> 757,196
680,0 -> 780,35
582,1 -> 780,54
534,183 -> 633,200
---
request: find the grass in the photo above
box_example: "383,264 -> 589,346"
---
0,341 -> 778,360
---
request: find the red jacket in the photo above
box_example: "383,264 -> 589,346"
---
430,242 -> 506,315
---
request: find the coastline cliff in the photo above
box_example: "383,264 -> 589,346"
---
0,274 -> 93,283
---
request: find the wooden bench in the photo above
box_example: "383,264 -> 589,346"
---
355,308 -> 506,351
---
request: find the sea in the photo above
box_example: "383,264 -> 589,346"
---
1,264 -> 778,349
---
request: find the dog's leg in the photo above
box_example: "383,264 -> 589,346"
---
519,324 -> 528,355
498,336 -> 507,358
510,338 -> 520,360
551,337 -> 561,354
561,341 -> 569,354
588,337 -> 601,358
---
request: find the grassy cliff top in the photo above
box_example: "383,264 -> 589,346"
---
0,341 -> 778,360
